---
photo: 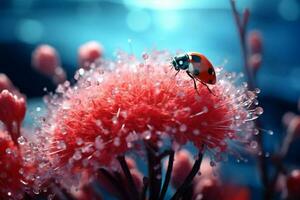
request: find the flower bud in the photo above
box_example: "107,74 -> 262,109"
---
171,150 -> 193,188
78,41 -> 103,69
287,170 -> 300,199
248,31 -> 262,54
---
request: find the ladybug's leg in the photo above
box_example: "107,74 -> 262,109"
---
186,71 -> 200,95
175,70 -> 180,76
199,81 -> 216,96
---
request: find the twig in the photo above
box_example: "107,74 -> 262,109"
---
158,150 -> 175,200
146,142 -> 162,200
117,155 -> 139,200
170,151 -> 204,200
229,1 -> 269,198
267,128 -> 296,199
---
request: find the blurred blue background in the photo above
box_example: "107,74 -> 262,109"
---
0,0 -> 300,199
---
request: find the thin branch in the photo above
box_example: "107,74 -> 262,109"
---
158,150 -> 175,200
229,0 -> 254,88
146,142 -> 162,200
117,155 -> 139,200
229,1 -> 269,198
170,151 -> 204,200
267,128 -> 296,199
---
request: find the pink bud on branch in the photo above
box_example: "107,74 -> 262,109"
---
78,41 -> 103,69
287,170 -> 300,199
0,90 -> 26,144
0,73 -> 14,92
32,44 -> 66,85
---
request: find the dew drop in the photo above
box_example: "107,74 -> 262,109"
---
250,141 -> 258,149
234,115 -> 241,120
57,141 -> 67,150
5,148 -> 12,155
48,194 -> 55,200
253,129 -> 260,135
179,124 -> 187,132
265,152 -> 270,158
78,68 -> 85,76
33,188 -> 40,195
268,130 -> 274,135
193,129 -> 200,136
73,151 -> 82,161
17,136 -> 26,145
76,138 -> 84,146
114,137 -> 120,146
195,194 -> 203,200
95,136 -> 104,150
144,131 -> 151,140
112,116 -> 118,125
95,120 -> 102,127
19,168 -> 24,175
255,88 -> 261,94
255,107 -> 264,115
36,107 -> 41,112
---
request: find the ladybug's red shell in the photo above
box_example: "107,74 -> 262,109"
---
188,52 -> 216,84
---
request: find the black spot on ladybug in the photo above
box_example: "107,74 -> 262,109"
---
208,67 -> 214,75
208,80 -> 213,84
191,55 -> 201,62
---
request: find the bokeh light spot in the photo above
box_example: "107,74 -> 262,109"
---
16,19 -> 43,44
126,9 -> 151,32
155,11 -> 180,31
278,0 -> 300,21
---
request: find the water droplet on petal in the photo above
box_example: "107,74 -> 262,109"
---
114,137 -> 120,146
255,107 -> 264,115
17,136 -> 26,145
95,136 -> 104,150
6,148 -> 12,155
250,141 -> 258,149
73,151 -> 82,161
268,130 -> 274,135
179,124 -> 187,132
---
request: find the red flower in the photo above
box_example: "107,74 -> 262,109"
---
0,90 -> 26,143
0,131 -> 24,199
37,51 -> 261,185
287,169 -> 300,199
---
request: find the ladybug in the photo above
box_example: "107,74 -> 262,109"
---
171,52 -> 216,94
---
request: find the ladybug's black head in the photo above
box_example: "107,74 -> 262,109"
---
171,54 -> 190,71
